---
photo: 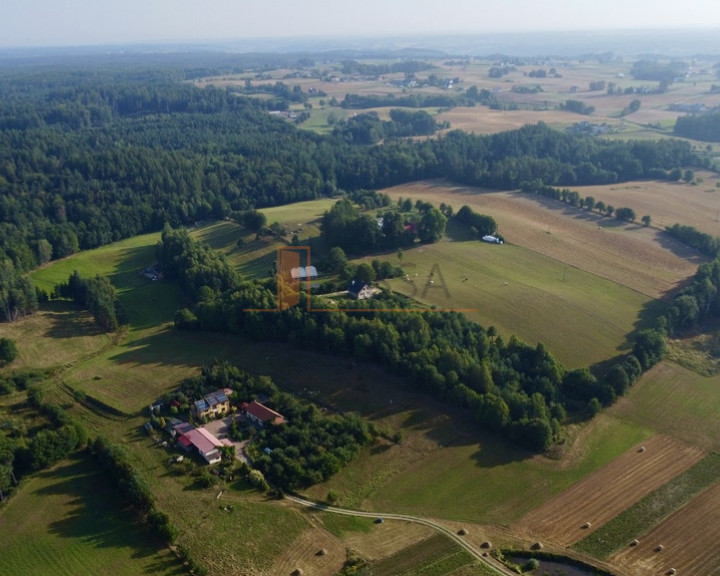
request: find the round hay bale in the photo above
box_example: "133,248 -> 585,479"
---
531,542 -> 543,550
667,569 -> 676,575
291,569 -> 303,576
630,539 -> 640,546
638,446 -> 646,453
480,541 -> 492,549
316,548 -> 327,556
458,528 -> 468,536
582,522 -> 592,529
655,544 -> 664,552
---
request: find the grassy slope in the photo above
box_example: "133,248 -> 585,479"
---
611,361 -> 720,451
384,225 -> 649,368
0,457 -> 183,576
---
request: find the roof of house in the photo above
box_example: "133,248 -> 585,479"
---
177,435 -> 193,449
173,422 -> 195,435
194,390 -> 230,413
245,400 -> 285,424
348,280 -> 369,294
196,427 -> 224,448
182,428 -> 223,456
290,266 -> 318,280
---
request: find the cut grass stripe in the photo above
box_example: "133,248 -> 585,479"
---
572,452 -> 720,559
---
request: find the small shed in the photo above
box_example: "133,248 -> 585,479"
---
290,266 -> 318,281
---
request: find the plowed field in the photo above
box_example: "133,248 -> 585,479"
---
610,481 -> 720,576
511,436 -> 705,546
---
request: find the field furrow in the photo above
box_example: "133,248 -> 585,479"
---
610,480 -> 720,576
511,435 -> 704,546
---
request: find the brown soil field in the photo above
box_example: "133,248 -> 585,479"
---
609,480 -> 720,576
511,435 -> 705,547
381,181 -> 702,300
436,107 -> 589,133
574,174 -> 720,237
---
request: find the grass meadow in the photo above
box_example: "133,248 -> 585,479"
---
611,361 -> 720,451
0,457 -> 184,576
383,226 -> 651,368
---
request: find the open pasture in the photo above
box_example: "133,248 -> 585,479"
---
611,361 -> 720,451
0,458 -> 183,576
259,197 -> 335,234
383,181 -> 701,300
0,302 -> 112,372
511,435 -> 704,547
610,479 -> 720,576
384,233 -> 652,368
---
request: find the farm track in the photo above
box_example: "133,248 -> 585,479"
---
610,480 -> 720,576
286,495 -> 516,576
511,435 -> 705,546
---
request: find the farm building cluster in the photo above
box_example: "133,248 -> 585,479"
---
148,390 -> 286,465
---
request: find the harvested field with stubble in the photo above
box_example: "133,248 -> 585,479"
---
511,435 -> 705,547
574,174 -> 720,236
436,107 -> 596,134
610,480 -> 720,576
268,523 -> 347,576
382,181 -> 702,300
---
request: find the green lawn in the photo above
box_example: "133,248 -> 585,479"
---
0,457 -> 184,576
30,231 -> 181,334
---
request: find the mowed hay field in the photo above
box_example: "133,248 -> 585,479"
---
382,181 -> 701,300
610,480 -> 720,576
0,302 -> 113,372
0,458 -> 183,576
511,435 -> 705,547
574,173 -> 720,237
611,361 -> 720,451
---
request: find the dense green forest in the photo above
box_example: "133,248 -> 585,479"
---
674,109 -> 720,142
0,64 -> 702,276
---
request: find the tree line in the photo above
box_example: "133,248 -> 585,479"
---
331,109 -> 442,145
320,196 -> 447,253
674,109 -> 720,143
53,271 -> 127,332
0,380 -> 88,501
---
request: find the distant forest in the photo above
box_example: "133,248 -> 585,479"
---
0,65 -> 702,273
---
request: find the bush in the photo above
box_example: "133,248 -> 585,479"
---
0,338 -> 18,366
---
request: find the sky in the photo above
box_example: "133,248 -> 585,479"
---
2,0 -> 720,48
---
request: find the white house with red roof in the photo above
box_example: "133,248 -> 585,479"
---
241,400 -> 286,428
175,424 -> 231,464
